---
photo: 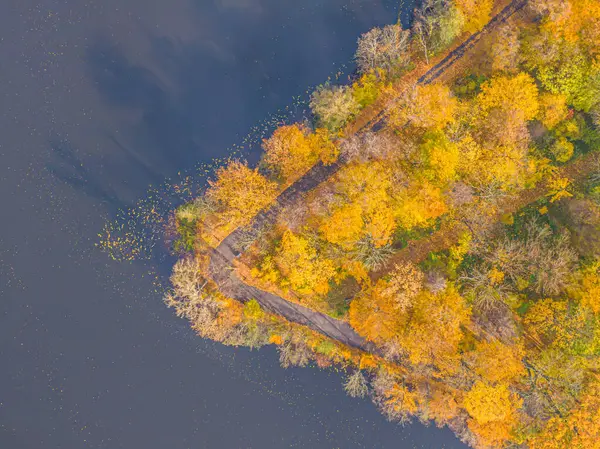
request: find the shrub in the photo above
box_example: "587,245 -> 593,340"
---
310,84 -> 360,133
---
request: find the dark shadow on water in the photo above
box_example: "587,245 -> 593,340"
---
85,38 -> 201,174
85,39 -> 166,110
47,137 -> 125,210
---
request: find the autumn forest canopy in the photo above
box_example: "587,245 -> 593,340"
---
160,1 -> 600,448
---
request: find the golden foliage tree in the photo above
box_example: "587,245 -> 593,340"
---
427,385 -> 463,426
533,0 -> 600,44
363,201 -> 397,248
207,160 -> 278,228
390,84 -> 459,130
574,266 -> 600,315
383,262 -> 425,312
528,380 -> 600,449
392,181 -> 448,230
349,280 -> 404,343
319,203 -> 364,249
455,0 -> 494,34
349,263 -> 424,344
476,73 -> 540,122
271,230 -> 336,296
263,124 -> 318,183
263,125 -> 339,184
469,340 -> 526,384
308,127 -> 340,165
397,287 -> 470,372
538,92 -> 569,129
335,160 -> 392,204
464,381 -> 522,448
418,130 -> 459,186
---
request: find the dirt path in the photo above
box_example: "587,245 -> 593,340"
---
207,239 -> 378,352
205,0 -> 533,352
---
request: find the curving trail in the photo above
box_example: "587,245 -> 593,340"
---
205,0 -> 532,352
207,233 -> 378,352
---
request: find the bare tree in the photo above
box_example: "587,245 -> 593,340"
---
472,304 -> 518,342
425,270 -> 447,293
175,196 -> 218,222
340,131 -> 401,163
355,25 -> 411,74
278,201 -> 309,232
490,23 -> 521,73
472,180 -> 509,205
370,370 -> 414,424
352,234 -> 395,270
471,218 -> 578,297
531,232 -> 577,296
460,266 -> 513,311
344,370 -> 369,398
448,182 -> 475,208
413,20 -> 430,65
278,334 -> 313,368
164,257 -> 225,340
529,0 -> 571,20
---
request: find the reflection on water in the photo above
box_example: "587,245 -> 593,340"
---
0,0 -> 465,447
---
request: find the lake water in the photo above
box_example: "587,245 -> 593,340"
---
0,0 -> 467,447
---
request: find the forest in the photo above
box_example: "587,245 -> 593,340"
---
163,1 -> 600,447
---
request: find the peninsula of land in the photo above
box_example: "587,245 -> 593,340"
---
164,1 -> 600,447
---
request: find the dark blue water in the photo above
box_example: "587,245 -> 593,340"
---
0,1 -> 467,447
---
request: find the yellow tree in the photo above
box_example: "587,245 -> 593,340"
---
335,160 -> 392,205
397,287 -> 470,373
263,124 -> 317,183
383,262 -> 425,312
468,340 -> 526,384
427,385 -> 463,426
522,297 -> 593,354
349,280 -> 403,343
363,201 -> 397,248
325,161 -> 398,248
349,263 -> 424,343
383,382 -> 419,418
523,298 -> 569,346
534,0 -> 600,44
476,73 -> 540,122
351,69 -> 393,108
575,266 -> 600,315
207,160 -> 278,227
464,381 -> 522,448
538,92 -> 569,129
308,128 -> 339,165
319,203 -> 364,249
418,130 -> 459,186
272,230 -> 336,296
389,84 -> 459,130
455,0 -> 494,33
467,73 -> 539,188
392,180 -> 448,230
263,125 -> 339,184
528,380 -> 600,449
